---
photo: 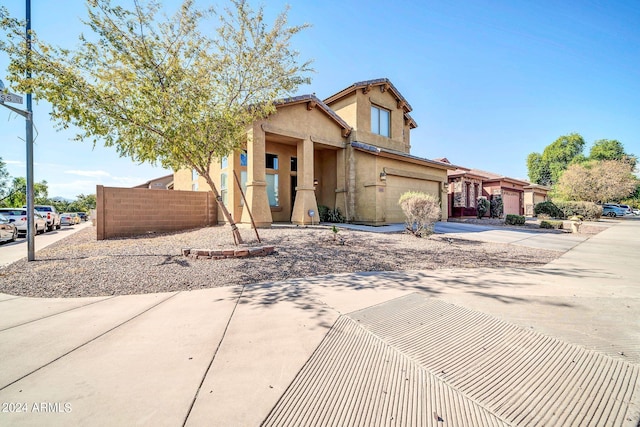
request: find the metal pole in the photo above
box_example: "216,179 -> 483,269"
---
26,0 -> 35,261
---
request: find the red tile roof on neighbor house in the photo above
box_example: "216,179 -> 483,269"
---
439,160 -> 532,186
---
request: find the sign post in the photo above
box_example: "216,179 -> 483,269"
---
0,0 -> 35,261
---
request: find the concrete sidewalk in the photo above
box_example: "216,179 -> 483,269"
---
0,220 -> 638,425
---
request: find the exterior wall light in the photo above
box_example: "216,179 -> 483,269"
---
379,171 -> 387,181
313,179 -> 319,186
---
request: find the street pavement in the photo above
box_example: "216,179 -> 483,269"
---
0,219 -> 638,426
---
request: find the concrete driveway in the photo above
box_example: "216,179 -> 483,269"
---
0,219 -> 638,426
337,219 -> 592,251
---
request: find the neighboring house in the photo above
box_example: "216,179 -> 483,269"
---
443,162 -> 487,218
173,78 -> 454,226
479,170 -> 529,216
523,184 -> 551,216
134,174 -> 174,190
440,161 -> 532,217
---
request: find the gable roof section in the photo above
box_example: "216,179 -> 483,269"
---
351,141 -> 455,171
323,78 -> 417,129
276,94 -> 352,137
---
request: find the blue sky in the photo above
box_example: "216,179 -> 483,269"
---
1,0 -> 639,199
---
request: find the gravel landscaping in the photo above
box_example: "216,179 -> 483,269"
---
0,222 -> 587,298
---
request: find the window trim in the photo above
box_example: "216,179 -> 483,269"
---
371,105 -> 391,137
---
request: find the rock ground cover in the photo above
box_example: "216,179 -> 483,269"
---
0,223 -> 593,298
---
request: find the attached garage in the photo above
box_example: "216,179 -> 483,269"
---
502,189 -> 522,216
385,175 -> 441,223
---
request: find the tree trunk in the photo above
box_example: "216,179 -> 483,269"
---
202,175 -> 244,245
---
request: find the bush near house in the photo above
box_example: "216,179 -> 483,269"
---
534,201 -> 564,218
505,214 -> 526,225
540,220 -> 564,230
318,205 -> 345,223
553,201 -> 601,221
476,197 -> 490,219
490,196 -> 503,218
398,191 -> 441,237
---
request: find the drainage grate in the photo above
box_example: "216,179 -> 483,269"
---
263,293 -> 640,426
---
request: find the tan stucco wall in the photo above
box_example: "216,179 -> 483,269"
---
265,104 -> 346,146
349,151 -> 448,224
327,86 -> 408,153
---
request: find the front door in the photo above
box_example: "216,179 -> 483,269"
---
290,175 -> 298,216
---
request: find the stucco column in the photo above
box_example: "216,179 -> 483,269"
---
241,124 -> 273,227
291,137 -> 319,225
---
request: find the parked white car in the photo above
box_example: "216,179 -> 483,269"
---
23,204 -> 61,232
0,208 -> 47,235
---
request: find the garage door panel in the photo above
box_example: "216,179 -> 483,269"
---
502,191 -> 521,216
385,177 -> 439,222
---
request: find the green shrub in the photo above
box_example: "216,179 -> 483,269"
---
318,205 -> 329,222
476,197 -> 490,218
505,214 -> 525,225
534,201 -> 563,218
553,200 -> 601,221
540,220 -> 563,229
490,196 -> 503,218
398,191 -> 441,237
318,205 -> 345,223
327,208 -> 345,223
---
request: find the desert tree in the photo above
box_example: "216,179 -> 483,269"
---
555,160 -> 637,203
0,0 -> 312,243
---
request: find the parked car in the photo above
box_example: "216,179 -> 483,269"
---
617,204 -> 633,215
76,212 -> 88,221
0,208 -> 47,235
60,212 -> 80,226
602,204 -> 627,217
633,208 -> 640,216
23,205 -> 61,232
0,214 -> 18,243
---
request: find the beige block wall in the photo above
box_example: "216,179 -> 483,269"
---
96,186 -> 218,240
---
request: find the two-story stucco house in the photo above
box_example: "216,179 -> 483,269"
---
173,78 -> 454,227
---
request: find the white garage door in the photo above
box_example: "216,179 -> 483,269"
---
385,176 -> 440,223
502,190 -> 521,216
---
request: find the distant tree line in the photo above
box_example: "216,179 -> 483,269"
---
0,157 -> 96,212
527,134 -> 638,205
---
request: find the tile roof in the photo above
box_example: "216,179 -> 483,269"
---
351,141 -> 455,170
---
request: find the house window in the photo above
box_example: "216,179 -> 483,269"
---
371,105 -> 390,137
221,156 -> 228,169
191,169 -> 198,191
290,157 -> 297,172
240,151 -> 247,167
266,153 -> 279,170
266,153 -> 279,207
266,174 -> 279,206
220,172 -> 228,205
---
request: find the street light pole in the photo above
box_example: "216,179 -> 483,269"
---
25,0 -> 35,261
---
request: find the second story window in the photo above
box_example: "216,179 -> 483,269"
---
371,105 -> 390,137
